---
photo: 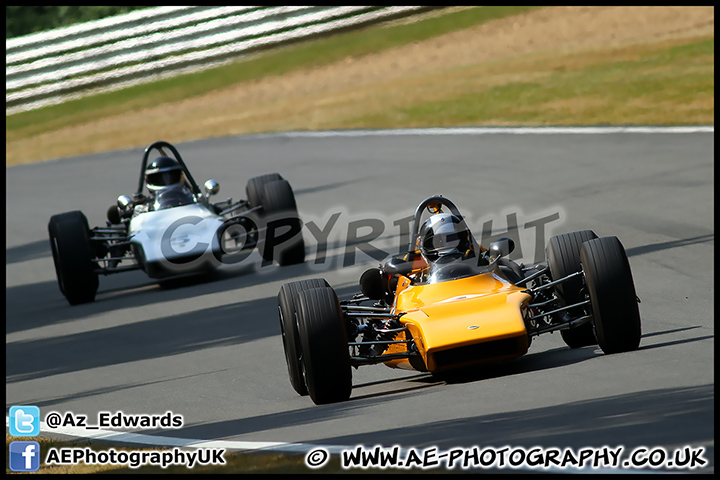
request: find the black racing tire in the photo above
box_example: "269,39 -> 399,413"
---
545,230 -> 598,348
295,286 -> 352,405
48,211 -> 99,305
277,278 -> 330,396
245,173 -> 283,210
260,179 -> 305,266
581,236 -> 642,354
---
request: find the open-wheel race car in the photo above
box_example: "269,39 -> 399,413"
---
48,140 -> 305,305
278,195 -> 642,405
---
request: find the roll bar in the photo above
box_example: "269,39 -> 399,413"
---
136,141 -> 202,197
408,195 -> 478,252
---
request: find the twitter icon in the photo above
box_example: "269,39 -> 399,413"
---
9,406 -> 40,437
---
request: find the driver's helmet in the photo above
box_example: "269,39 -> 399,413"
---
418,213 -> 472,262
146,156 -> 185,193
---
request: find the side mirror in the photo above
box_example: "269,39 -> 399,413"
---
117,195 -> 133,211
359,268 -> 388,300
204,179 -> 220,197
488,237 -> 515,263
383,256 -> 414,278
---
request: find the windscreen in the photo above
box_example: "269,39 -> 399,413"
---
422,254 -> 491,284
153,188 -> 195,210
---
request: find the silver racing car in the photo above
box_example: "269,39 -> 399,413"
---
48,140 -> 305,305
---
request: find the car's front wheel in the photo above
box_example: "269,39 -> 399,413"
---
581,236 -> 642,354
48,211 -> 99,305
295,286 -> 352,405
277,278 -> 330,397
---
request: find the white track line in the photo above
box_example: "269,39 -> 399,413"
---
7,125 -> 714,167
250,125 -> 713,138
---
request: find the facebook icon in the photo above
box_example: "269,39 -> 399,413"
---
9,441 -> 41,472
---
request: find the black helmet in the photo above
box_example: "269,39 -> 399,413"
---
146,156 -> 184,191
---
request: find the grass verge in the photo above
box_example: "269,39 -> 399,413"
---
345,38 -> 714,128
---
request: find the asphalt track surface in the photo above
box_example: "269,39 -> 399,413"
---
6,127 -> 714,473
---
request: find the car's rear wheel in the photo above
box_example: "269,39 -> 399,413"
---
545,230 -> 598,348
260,179 -> 305,266
277,278 -> 330,396
295,286 -> 352,405
580,236 -> 641,354
48,211 -> 99,305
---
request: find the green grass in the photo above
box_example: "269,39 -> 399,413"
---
349,38 -> 714,127
6,6 -> 540,138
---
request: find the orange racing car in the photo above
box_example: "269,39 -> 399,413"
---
277,195 -> 642,405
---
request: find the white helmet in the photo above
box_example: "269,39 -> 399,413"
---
418,213 -> 472,262
146,156 -> 194,209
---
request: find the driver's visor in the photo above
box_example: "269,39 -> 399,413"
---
147,170 -> 182,187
